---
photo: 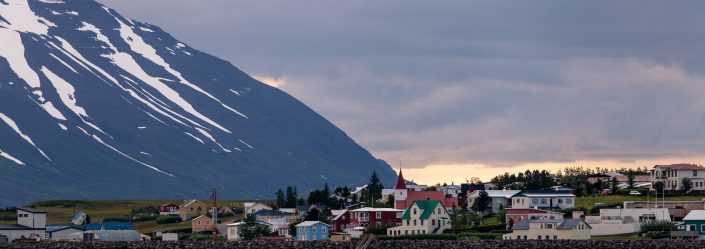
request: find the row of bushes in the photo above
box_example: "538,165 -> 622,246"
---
378,233 -> 458,240
458,232 -> 504,240
0,213 -> 16,221
443,223 -> 506,234
156,216 -> 183,224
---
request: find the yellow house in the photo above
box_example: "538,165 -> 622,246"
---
503,219 -> 591,240
191,215 -> 215,233
179,200 -> 208,220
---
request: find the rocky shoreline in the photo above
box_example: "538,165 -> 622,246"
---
4,240 -> 705,249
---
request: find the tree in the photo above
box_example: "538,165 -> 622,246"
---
367,171 -> 384,205
286,186 -> 297,208
627,170 -> 636,189
385,194 -> 395,208
289,221 -> 301,238
275,189 -> 285,209
681,177 -> 693,192
237,214 -> 271,240
653,181 -> 665,193
471,190 -> 491,214
610,177 -> 619,193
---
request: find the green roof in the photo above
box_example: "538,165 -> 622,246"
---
401,200 -> 442,220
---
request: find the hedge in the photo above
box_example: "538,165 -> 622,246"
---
156,216 -> 183,224
132,215 -> 157,222
459,232 -> 503,240
378,233 -> 458,240
443,224 -> 506,234
102,216 -> 130,222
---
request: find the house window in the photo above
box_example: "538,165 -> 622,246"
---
537,235 -> 541,240
413,208 -> 417,215
421,220 -> 424,225
546,224 -> 553,229
312,226 -> 316,233
540,199 -> 547,204
376,212 -> 381,219
406,220 -> 410,225
323,226 -> 327,233
517,235 -> 521,240
342,215 -> 345,220
558,199 -> 563,204
532,199 -> 539,204
432,219 -> 435,225
566,198 -> 573,204
695,170 -> 698,177
553,235 -> 557,240
523,236 -> 527,240
438,208 -> 441,214
197,220 -> 201,225
413,220 -> 417,226
701,224 -> 705,233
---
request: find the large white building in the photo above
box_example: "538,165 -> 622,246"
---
0,207 -> 46,243
387,200 -> 452,236
503,219 -> 591,240
651,164 -> 705,191
585,208 -> 670,236
511,190 -> 576,210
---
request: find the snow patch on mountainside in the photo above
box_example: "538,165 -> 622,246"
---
91,134 -> 173,177
0,149 -> 25,165
0,112 -> 51,161
0,0 -> 51,34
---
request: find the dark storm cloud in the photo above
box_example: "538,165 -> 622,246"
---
101,0 -> 705,168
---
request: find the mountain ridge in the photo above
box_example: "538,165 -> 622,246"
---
0,0 -> 395,206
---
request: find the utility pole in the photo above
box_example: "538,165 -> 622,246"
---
210,188 -> 218,240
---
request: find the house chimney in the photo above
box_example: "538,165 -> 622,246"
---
572,211 -> 584,219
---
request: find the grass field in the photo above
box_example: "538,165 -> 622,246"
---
574,195 -> 705,211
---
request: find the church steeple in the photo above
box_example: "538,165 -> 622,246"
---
393,168 -> 407,190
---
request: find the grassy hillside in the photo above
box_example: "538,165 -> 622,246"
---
574,195 -> 705,210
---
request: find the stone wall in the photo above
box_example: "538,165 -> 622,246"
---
6,239 -> 705,249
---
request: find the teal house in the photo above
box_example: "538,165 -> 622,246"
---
295,221 -> 329,241
674,210 -> 705,240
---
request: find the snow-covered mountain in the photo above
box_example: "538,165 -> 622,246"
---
0,0 -> 395,206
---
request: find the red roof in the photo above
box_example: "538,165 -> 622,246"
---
394,169 -> 407,189
655,164 -> 705,170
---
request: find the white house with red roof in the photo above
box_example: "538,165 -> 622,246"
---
651,164 -> 705,191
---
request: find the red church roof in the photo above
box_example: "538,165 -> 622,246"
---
394,169 -> 407,189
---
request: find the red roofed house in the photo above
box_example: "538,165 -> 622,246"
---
651,164 -> 705,191
392,169 -> 458,210
349,207 -> 402,228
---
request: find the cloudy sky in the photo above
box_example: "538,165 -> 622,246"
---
102,0 -> 705,184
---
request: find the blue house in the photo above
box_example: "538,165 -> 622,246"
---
674,210 -> 705,240
295,221 -> 329,241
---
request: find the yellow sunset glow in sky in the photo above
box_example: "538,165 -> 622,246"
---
401,157 -> 705,186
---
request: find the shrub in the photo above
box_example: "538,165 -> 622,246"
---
590,203 -> 622,215
132,215 -> 157,222
155,216 -> 182,224
378,233 -> 458,240
459,232 -> 503,240
640,220 -> 673,233
0,213 -> 16,221
102,216 -> 129,222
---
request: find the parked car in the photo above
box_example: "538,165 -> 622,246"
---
629,191 -> 642,196
601,189 -> 612,195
